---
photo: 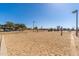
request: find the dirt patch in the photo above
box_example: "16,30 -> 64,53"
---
3,31 -> 71,56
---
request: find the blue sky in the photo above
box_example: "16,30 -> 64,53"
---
0,3 -> 78,28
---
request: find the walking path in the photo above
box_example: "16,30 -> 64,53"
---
71,32 -> 77,56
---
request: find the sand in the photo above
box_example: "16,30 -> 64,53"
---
72,32 -> 79,55
1,31 -> 71,56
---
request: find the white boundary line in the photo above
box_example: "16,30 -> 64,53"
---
70,32 -> 77,56
1,35 -> 8,56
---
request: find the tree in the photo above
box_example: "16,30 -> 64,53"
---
34,26 -> 38,32
0,24 -> 2,29
57,26 -> 60,31
71,27 -> 75,31
34,27 -> 38,29
14,24 -> 27,31
0,21 -> 27,31
5,21 -> 14,31
19,24 -> 27,31
48,28 -> 53,32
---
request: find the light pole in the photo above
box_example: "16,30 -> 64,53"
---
72,10 -> 78,36
33,20 -> 35,32
61,26 -> 63,36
